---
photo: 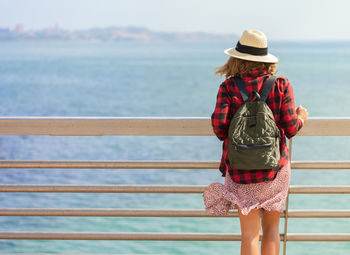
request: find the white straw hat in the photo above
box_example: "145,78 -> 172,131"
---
224,29 -> 278,63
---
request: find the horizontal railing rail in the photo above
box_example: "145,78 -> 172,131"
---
0,117 -> 349,255
1,208 -> 350,218
1,160 -> 350,169
0,117 -> 350,136
1,184 -> 350,194
0,232 -> 349,241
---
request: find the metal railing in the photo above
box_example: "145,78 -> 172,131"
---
0,117 -> 350,255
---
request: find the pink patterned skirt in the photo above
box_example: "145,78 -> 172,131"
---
203,162 -> 291,216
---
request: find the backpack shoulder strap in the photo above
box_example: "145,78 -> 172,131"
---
234,76 -> 249,102
260,75 -> 277,102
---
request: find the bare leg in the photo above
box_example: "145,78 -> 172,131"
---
261,209 -> 281,255
238,206 -> 261,255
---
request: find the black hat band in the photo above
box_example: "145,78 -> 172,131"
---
235,41 -> 268,56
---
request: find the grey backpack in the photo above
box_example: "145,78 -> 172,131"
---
227,75 -> 280,170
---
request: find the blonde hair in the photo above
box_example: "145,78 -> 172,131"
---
215,57 -> 278,79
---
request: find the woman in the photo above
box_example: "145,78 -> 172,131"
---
203,30 -> 308,255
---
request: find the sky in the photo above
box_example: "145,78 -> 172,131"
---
1,0 -> 350,41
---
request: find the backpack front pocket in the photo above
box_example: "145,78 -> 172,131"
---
228,139 -> 280,170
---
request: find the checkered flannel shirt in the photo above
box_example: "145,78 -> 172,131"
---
211,69 -> 303,184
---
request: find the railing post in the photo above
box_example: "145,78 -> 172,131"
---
283,138 -> 293,255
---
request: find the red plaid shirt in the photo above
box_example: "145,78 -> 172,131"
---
211,69 -> 303,184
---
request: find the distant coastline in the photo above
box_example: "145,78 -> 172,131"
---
0,24 -> 236,42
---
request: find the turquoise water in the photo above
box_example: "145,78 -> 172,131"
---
0,40 -> 349,254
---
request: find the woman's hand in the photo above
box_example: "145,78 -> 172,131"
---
296,105 -> 308,124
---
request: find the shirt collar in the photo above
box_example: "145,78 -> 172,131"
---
241,69 -> 269,79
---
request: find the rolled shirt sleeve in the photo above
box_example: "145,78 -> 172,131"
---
211,82 -> 232,141
279,79 -> 303,139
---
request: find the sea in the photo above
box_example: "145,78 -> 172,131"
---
0,40 -> 349,254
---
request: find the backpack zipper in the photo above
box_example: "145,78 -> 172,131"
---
234,143 -> 272,150
233,112 -> 275,120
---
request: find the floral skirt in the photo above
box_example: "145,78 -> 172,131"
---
203,162 -> 291,216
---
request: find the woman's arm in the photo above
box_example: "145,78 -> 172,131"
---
211,82 -> 232,141
279,78 -> 304,139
